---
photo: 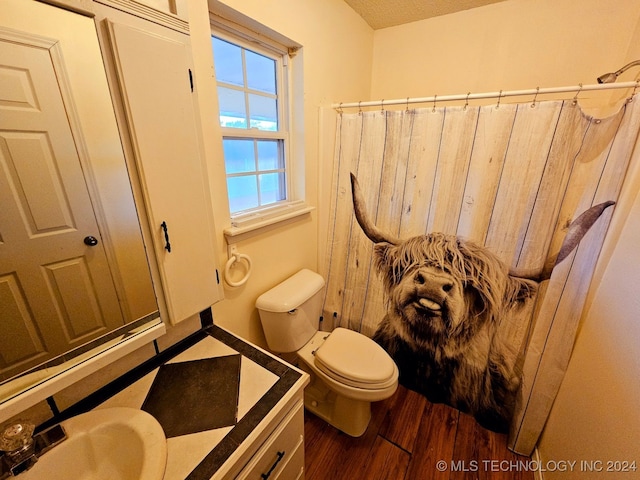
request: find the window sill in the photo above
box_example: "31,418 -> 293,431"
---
223,202 -> 314,241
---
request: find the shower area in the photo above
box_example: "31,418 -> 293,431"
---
319,68 -> 640,455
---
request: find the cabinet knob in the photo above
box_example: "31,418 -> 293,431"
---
84,236 -> 99,246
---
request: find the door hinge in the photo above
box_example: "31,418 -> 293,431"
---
215,269 -> 220,284
188,69 -> 194,92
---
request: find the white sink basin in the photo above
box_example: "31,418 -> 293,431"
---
23,407 -> 166,480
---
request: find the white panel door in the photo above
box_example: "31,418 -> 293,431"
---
106,20 -> 220,324
0,31 -> 125,378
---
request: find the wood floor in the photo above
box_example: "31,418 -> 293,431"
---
304,384 -> 535,480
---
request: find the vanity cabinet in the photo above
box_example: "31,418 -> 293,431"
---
92,3 -> 223,325
236,400 -> 305,480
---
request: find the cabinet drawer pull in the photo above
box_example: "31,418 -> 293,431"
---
160,221 -> 171,252
261,451 -> 285,479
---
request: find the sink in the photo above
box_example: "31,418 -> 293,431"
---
21,407 -> 166,480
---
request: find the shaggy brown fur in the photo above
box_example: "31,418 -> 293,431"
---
371,233 -> 537,432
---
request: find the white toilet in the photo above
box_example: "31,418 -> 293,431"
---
256,269 -> 398,437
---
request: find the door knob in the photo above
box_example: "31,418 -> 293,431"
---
84,236 -> 99,246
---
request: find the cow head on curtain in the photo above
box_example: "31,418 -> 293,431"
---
350,173 -> 614,432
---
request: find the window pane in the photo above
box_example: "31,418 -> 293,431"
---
212,37 -> 244,87
228,175 -> 258,213
249,94 -> 277,131
246,50 -> 276,94
223,139 -> 255,173
257,140 -> 281,170
259,172 -> 286,205
213,30 -> 291,216
218,87 -> 247,128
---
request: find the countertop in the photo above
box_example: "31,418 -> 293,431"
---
94,325 -> 308,479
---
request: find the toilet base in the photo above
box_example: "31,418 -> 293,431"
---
300,364 -> 372,437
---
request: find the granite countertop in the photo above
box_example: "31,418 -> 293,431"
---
93,325 -> 308,479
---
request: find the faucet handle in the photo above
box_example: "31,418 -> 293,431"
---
0,421 -> 35,453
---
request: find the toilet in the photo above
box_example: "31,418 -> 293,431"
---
256,269 -> 398,437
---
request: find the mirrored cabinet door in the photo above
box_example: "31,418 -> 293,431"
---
0,0 -> 159,382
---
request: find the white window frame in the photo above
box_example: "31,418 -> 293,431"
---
210,15 -> 311,238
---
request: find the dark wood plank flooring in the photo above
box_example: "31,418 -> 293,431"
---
304,385 -> 534,480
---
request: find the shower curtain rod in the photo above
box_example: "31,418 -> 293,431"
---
331,81 -> 639,110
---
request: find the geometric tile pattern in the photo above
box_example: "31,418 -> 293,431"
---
141,355 -> 241,438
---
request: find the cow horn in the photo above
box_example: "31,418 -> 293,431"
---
350,173 -> 400,244
510,201 -> 615,281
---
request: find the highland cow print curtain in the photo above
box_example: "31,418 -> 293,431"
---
322,96 -> 640,454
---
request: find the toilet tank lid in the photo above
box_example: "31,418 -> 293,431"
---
256,269 -> 325,313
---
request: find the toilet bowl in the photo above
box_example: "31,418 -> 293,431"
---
256,269 -> 398,437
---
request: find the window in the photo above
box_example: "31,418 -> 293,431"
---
212,33 -> 289,216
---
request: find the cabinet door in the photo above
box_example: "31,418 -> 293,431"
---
106,20 -> 221,324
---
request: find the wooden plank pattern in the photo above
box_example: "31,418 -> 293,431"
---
367,436 -> 411,480
322,98 -> 640,454
428,106 -> 479,234
405,402 -> 459,480
509,100 -> 640,454
305,385 -> 534,480
456,105 -> 515,244
323,113 -> 363,326
513,104 -> 588,270
484,102 -> 562,264
342,112 -> 387,331
378,385 -> 429,453
399,108 -> 444,238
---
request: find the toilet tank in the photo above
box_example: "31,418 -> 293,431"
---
256,269 -> 325,353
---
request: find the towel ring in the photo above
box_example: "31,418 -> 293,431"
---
224,251 -> 252,287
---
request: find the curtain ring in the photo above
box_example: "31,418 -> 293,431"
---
432,94 -> 437,113
464,92 -> 470,111
495,90 -> 503,110
337,102 -> 343,115
531,87 -> 539,108
406,97 -> 410,113
381,99 -> 385,113
358,100 -> 362,115
572,83 -> 583,106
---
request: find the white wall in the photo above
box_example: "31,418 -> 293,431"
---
187,0 -> 373,346
370,0 -> 640,107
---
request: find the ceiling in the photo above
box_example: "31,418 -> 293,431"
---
344,0 -> 509,30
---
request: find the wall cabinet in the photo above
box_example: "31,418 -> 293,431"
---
92,3 -> 223,324
95,0 -> 190,32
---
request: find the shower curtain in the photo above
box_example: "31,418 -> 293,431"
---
322,96 -> 640,454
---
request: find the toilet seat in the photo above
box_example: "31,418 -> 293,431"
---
313,328 -> 397,390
